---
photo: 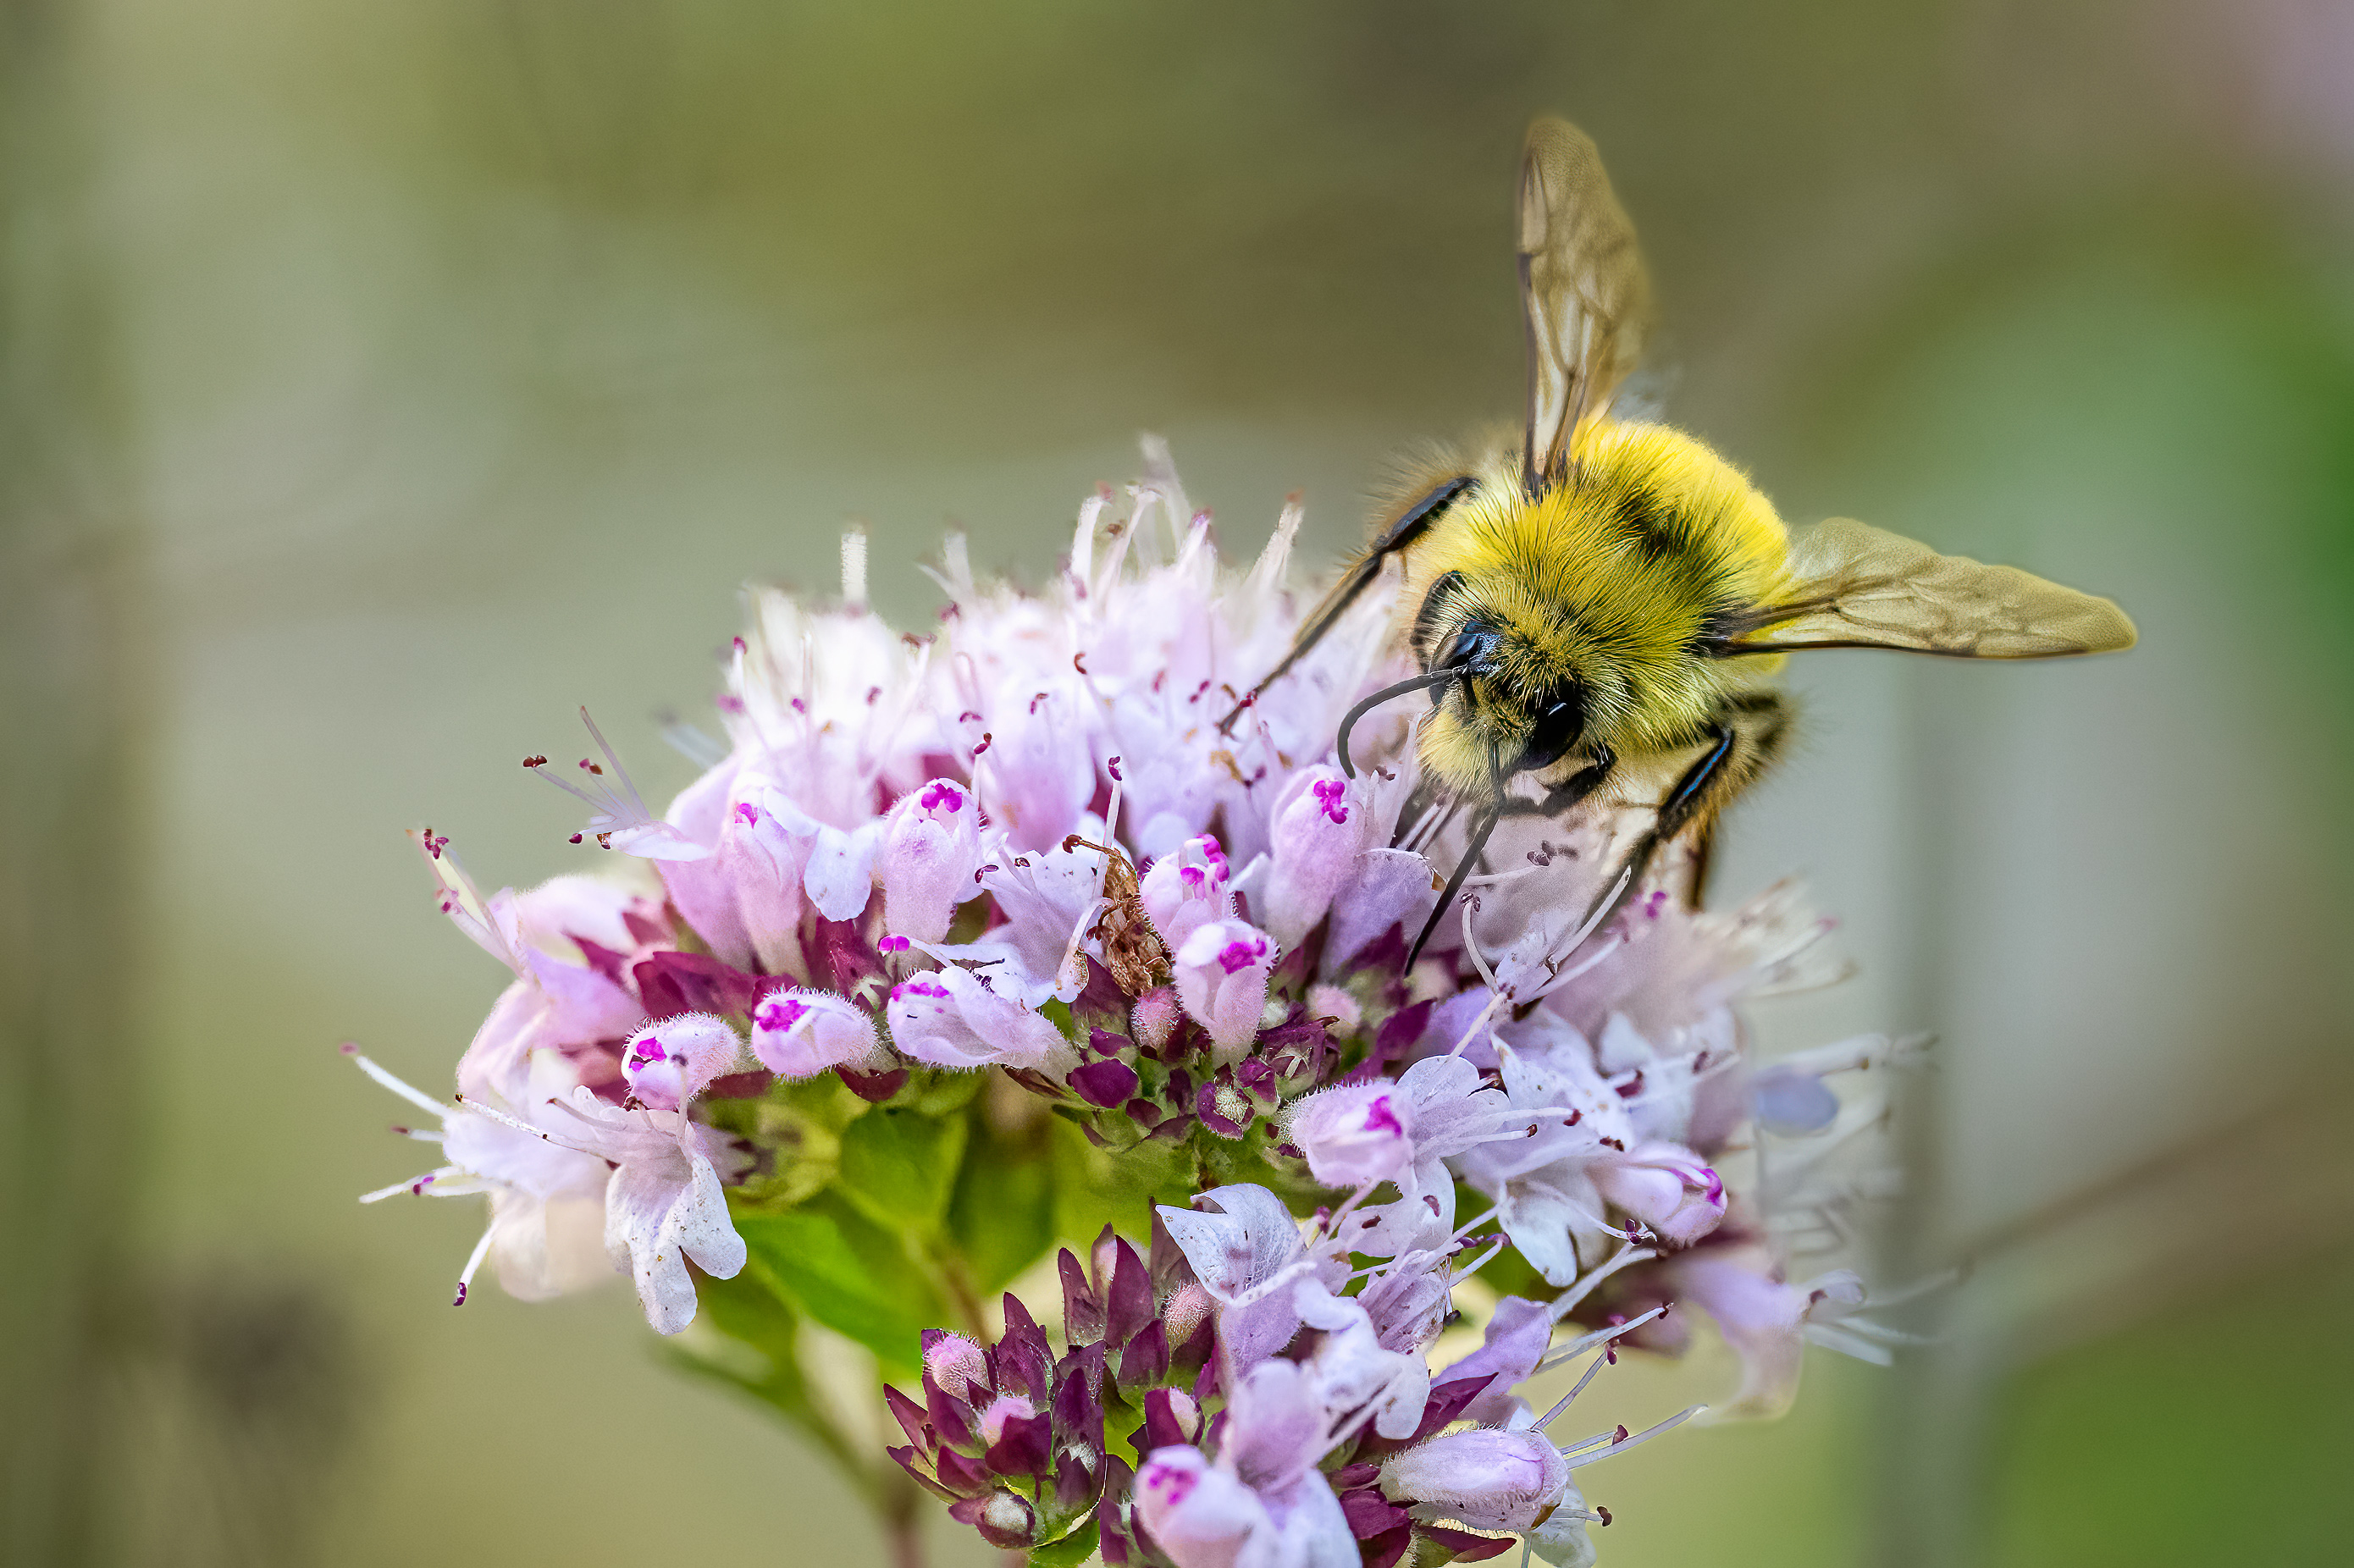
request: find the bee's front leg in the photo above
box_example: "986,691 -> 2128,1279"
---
1580,691 -> 1793,929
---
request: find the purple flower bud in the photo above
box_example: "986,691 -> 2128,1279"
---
1171,918 -> 1276,1066
618,1013 -> 740,1110
749,988 -> 889,1079
1141,1386 -> 1199,1451
1139,834 -> 1232,955
981,1399 -> 1053,1478
1070,1057 -> 1141,1107
879,777 -> 985,942
1379,1427 -> 1570,1533
924,1329 -> 992,1402
1592,1140 -> 1727,1247
1058,1248 -> 1105,1344
948,1488 -> 1036,1550
1285,1081 -> 1415,1187
886,964 -> 1075,1072
1134,1446 -> 1269,1568
1261,766 -> 1375,947
1105,1238 -> 1153,1348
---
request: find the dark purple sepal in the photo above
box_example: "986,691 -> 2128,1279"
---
1053,1344 -> 1107,1449
1071,956 -> 1132,1018
1001,1065 -> 1072,1101
932,1446 -> 996,1499
1330,1461 -> 1379,1491
986,1410 -> 1055,1481
1417,1525 -> 1517,1560
887,1444 -> 961,1504
1346,921 -> 1412,980
1105,1239 -> 1153,1347
1114,1319 -> 1169,1394
1340,1488 -> 1412,1539
620,908 -> 667,948
633,950 -> 760,1019
1140,1387 -> 1191,1452
1053,1448 -> 1097,1510
1196,1079 -> 1250,1139
1071,1057 -> 1141,1108
884,1384 -> 934,1452
837,1065 -> 909,1103
572,935 -> 633,987
928,1385 -> 980,1453
1373,997 -> 1435,1068
1059,1249 -> 1106,1344
701,1069 -> 775,1100
997,1293 -> 1056,1403
1362,1525 -> 1415,1568
1085,1026 -> 1127,1058
1095,1456 -> 1136,1566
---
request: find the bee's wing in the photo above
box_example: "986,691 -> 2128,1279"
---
1720,518 -> 2136,657
1520,119 -> 1653,493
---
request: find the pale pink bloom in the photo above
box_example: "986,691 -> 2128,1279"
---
953,842 -> 1106,1006
749,989 -> 890,1079
538,1086 -> 750,1335
923,1331 -> 992,1401
1379,1427 -> 1569,1533
1290,1055 -> 1529,1206
1134,1446 -> 1268,1568
979,682 -> 1097,853
878,777 -> 986,942
1435,1295 -> 1553,1426
1171,918 -> 1276,1066
1285,1081 -> 1415,1188
1661,1249 -> 1884,1420
1320,848 -> 1439,975
884,963 -> 1076,1073
654,770 -> 813,974
1140,833 -> 1235,956
1136,1360 -> 1357,1568
1156,1184 -> 1328,1372
350,1047 -> 611,1309
619,1013 -> 743,1111
1590,1139 -> 1727,1248
1292,1282 -> 1427,1441
1257,766 -> 1375,949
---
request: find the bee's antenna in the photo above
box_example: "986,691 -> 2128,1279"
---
1336,667 -> 1462,778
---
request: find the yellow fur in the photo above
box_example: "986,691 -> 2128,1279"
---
1386,419 -> 1794,797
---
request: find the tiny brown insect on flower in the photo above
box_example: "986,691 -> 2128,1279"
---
1065,833 -> 1170,995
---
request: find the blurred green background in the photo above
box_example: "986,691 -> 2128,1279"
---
5,1 -> 2351,1565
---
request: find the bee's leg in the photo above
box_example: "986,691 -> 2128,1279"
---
1582,691 -> 1792,927
1496,743 -> 1616,819
1407,796 -> 1501,969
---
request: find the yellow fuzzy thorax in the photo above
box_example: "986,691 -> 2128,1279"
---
1402,419 -> 1794,793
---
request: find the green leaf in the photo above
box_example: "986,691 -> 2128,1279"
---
1050,1117 -> 1195,1245
837,1106 -> 969,1234
737,1190 -> 944,1378
1027,1519 -> 1099,1566
946,1108 -> 1058,1296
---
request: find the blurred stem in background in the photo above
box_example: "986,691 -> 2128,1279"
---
1,2 -> 143,1560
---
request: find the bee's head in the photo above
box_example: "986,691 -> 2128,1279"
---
1413,571 -> 1594,783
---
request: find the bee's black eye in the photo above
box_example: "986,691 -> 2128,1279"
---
1436,621 -> 1500,675
1517,683 -> 1584,773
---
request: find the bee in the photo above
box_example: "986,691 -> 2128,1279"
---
1233,119 -> 2135,961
